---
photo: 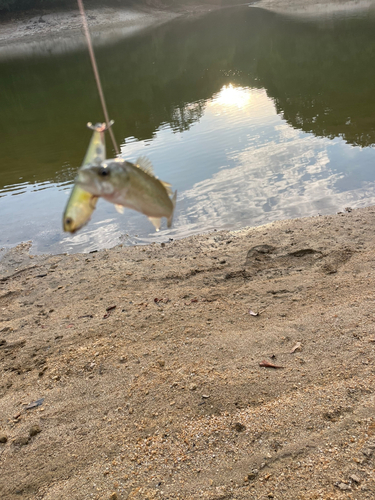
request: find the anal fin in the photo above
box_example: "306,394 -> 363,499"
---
167,190 -> 177,228
148,217 -> 161,231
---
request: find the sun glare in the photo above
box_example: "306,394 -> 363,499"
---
213,84 -> 252,109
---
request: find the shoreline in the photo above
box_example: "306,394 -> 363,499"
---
1,0 -> 375,59
0,4 -> 218,60
0,203 -> 373,273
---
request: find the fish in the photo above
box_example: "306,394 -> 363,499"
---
63,122 -> 111,233
63,186 -> 98,233
76,156 -> 177,231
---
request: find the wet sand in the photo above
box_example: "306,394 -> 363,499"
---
1,206 -> 375,499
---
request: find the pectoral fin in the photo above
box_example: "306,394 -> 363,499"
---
115,204 -> 124,214
90,196 -> 99,210
148,217 -> 161,231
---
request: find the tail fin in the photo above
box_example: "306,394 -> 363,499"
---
87,120 -> 114,132
167,190 -> 177,228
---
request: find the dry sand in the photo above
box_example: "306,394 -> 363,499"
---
1,206 -> 375,499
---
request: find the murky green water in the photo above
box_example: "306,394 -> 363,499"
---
1,5 -> 375,253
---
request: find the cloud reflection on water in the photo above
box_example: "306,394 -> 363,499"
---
174,86 -> 375,236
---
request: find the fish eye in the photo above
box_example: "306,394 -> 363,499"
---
98,167 -> 109,177
65,218 -> 72,225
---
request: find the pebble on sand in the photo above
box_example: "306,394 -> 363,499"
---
13,436 -> 29,446
29,425 -> 42,437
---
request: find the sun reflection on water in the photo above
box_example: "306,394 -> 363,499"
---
212,84 -> 252,109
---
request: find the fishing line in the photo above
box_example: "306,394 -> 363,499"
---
77,0 -> 120,155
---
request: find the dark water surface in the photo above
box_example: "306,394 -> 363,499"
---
1,6 -> 375,253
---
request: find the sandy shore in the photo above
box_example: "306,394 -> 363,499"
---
0,4 -> 215,60
253,0 -> 375,16
1,206 -> 375,499
0,7 -> 177,59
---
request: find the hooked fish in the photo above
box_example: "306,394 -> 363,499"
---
63,122 -> 111,233
63,186 -> 98,233
76,157 -> 177,231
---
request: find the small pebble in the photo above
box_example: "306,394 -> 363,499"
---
336,482 -> 351,491
233,422 -> 246,432
0,435 -> 8,443
362,447 -> 374,458
350,474 -> 361,483
13,436 -> 29,446
189,384 -> 197,391
29,425 -> 41,437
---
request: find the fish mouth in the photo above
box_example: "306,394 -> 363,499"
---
63,216 -> 79,233
63,217 -> 89,233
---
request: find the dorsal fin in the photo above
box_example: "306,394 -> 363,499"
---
136,156 -> 154,175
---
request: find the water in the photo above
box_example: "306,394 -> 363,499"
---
1,5 -> 375,254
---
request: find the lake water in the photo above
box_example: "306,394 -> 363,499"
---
1,5 -> 375,254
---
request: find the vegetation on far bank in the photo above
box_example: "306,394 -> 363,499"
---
0,0 -> 72,13
0,0 -> 242,14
